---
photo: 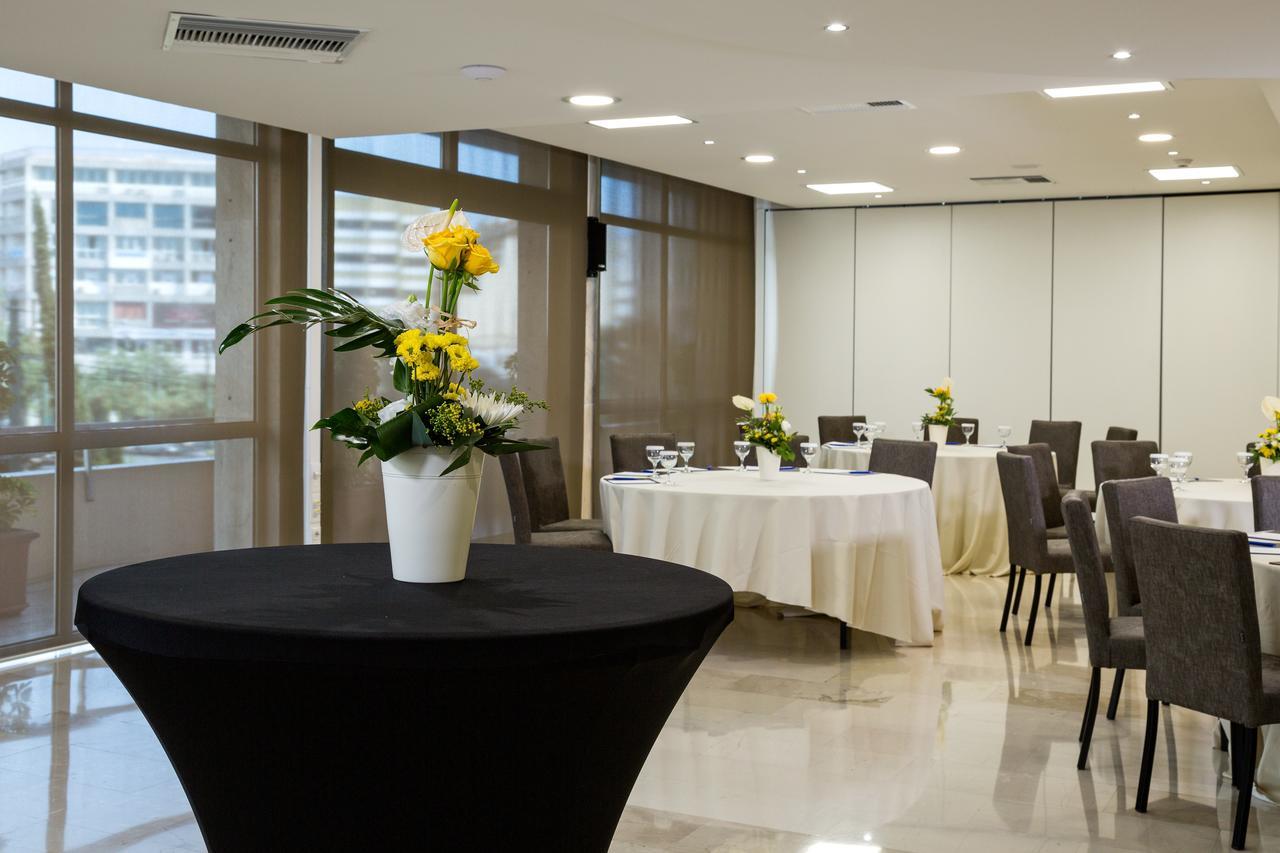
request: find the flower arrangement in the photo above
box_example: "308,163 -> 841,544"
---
219,200 -> 544,474
733,392 -> 796,461
1252,396 -> 1280,465
921,377 -> 956,427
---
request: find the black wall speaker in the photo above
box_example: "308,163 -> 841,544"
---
586,216 -> 607,277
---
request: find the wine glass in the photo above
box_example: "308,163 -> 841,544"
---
1149,452 -> 1169,478
658,449 -> 680,483
1172,451 -> 1193,483
997,425 -> 1012,448
961,423 -> 975,445
1168,455 -> 1188,486
873,421 -> 887,442
734,440 -> 751,471
645,445 -> 663,473
800,441 -> 818,471
677,441 -> 696,473
852,422 -> 867,447
910,420 -> 924,441
1239,451 -> 1255,483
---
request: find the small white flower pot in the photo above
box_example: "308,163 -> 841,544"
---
928,424 -> 948,445
1263,459 -> 1280,477
757,448 -> 783,481
380,447 -> 485,583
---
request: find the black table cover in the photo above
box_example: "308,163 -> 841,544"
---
75,543 -> 732,852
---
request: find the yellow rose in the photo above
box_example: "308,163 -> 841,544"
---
463,242 -> 500,276
424,226 -> 471,270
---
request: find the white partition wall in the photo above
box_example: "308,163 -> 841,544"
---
950,203 -> 1054,442
1163,193 -> 1280,477
853,206 -> 952,436
768,208 -> 856,441
1052,198 -> 1163,488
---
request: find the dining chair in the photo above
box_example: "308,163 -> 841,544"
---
1062,491 -> 1145,769
817,415 -> 867,445
1102,477 -> 1174,622
745,435 -> 811,468
945,417 -> 979,444
516,437 -> 604,534
996,452 -> 1092,644
1252,475 -> 1280,531
868,439 -> 937,486
1091,440 -> 1160,488
1106,426 -> 1139,441
1007,443 -> 1068,549
609,432 -> 675,474
1129,517 -> 1279,850
499,454 -> 612,551
1028,419 -> 1082,494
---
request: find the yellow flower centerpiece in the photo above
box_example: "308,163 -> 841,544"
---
219,200 -> 545,582
1251,396 -> 1280,475
921,377 -> 956,444
733,392 -> 796,480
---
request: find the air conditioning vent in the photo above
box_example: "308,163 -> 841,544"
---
162,13 -> 365,63
970,175 -> 1053,185
799,99 -> 917,115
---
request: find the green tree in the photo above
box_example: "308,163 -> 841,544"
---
30,196 -> 55,412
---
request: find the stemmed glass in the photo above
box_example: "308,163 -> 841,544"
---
658,449 -> 680,483
799,441 -> 818,471
961,423 -> 976,445
645,444 -> 663,473
1150,452 -> 1169,478
997,425 -> 1012,448
1239,451 -> 1255,483
852,422 -> 868,448
910,420 -> 924,441
1172,451 -> 1193,484
677,441 -> 696,473
1168,454 -> 1189,487
734,440 -> 751,471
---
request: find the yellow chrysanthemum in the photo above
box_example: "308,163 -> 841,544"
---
758,392 -> 777,404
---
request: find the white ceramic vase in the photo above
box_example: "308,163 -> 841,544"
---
380,447 -> 485,583
1263,459 -> 1280,477
757,448 -> 783,481
928,424 -> 948,445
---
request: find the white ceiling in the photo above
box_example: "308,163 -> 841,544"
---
4,0 -> 1280,205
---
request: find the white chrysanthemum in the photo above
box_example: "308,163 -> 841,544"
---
400,209 -> 472,252
731,395 -> 755,412
463,392 -> 522,427
378,398 -> 408,424
377,298 -> 429,329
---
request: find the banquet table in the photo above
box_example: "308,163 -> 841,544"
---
1248,550 -> 1280,801
600,468 -> 944,645
1094,478 -> 1254,546
822,441 -> 1014,577
74,544 -> 732,852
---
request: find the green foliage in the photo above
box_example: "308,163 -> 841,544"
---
31,197 -> 55,408
219,288 -> 400,357
0,477 -> 35,531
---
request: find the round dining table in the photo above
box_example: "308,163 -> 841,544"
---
822,441 -> 1014,577
74,543 -> 733,852
600,467 -> 944,645
1094,478 -> 1255,546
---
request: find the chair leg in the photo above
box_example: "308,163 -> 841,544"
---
1135,699 -> 1160,813
1012,567 -> 1027,614
1106,669 -> 1126,720
1077,667 -> 1102,768
1232,726 -> 1258,850
1220,721 -> 1231,752
1023,573 -> 1043,646
1045,573 -> 1056,608
1231,722 -> 1242,788
1000,563 -> 1018,632
839,620 -> 848,650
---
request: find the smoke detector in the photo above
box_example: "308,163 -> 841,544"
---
162,13 -> 365,63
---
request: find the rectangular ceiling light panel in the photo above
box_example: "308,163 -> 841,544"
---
588,115 -> 693,129
807,182 -> 893,195
1148,165 -> 1241,181
1043,81 -> 1168,98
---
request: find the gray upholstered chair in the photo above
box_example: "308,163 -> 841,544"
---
868,439 -> 937,487
1091,439 -> 1160,489
1252,475 -> 1280,532
1129,518 -> 1280,850
1007,443 -> 1068,550
745,435 -> 811,468
516,437 -> 603,534
1062,491 -> 1145,769
1106,426 -> 1139,441
499,454 -> 612,551
609,432 -> 675,474
817,415 -> 866,445
1102,477 -> 1175,619
944,417 -> 979,444
1028,419 -> 1082,494
996,452 -> 1098,645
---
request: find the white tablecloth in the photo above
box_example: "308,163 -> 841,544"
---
822,442 -> 1012,577
599,469 -> 945,645
1249,554 -> 1280,800
1094,479 -> 1254,546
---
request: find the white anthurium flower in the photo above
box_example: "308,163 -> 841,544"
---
377,297 -> 430,329
401,209 -> 472,252
732,395 -> 755,412
781,420 -> 792,433
378,398 -> 408,424
463,392 -> 523,427
1263,396 -> 1280,421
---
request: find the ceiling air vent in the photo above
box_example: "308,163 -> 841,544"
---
970,175 -> 1053,185
162,13 -> 366,63
799,99 -> 917,115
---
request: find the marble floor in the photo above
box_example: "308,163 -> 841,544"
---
0,576 -> 1276,852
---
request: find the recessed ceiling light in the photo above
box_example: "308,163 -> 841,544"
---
929,145 -> 961,155
743,154 -> 775,164
460,64 -> 506,81
874,194 -> 883,198
1128,113 -> 1141,119
796,169 -> 807,174
565,94 -> 616,107
1043,81 -> 1168,98
1202,180 -> 1211,185
1167,150 -> 1178,155
703,139 -> 715,145
825,22 -> 849,32
1138,132 -> 1173,142
808,182 -> 893,195
1148,165 -> 1240,181
588,115 -> 693,129
1111,50 -> 1133,60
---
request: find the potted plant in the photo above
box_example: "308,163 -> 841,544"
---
0,476 -> 38,616
922,378 -> 956,444
733,392 -> 796,480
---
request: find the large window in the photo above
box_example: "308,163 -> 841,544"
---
0,70 -> 303,658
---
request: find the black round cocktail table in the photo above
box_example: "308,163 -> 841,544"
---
74,543 -> 733,852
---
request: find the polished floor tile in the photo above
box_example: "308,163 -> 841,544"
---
1,576 -> 1277,851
